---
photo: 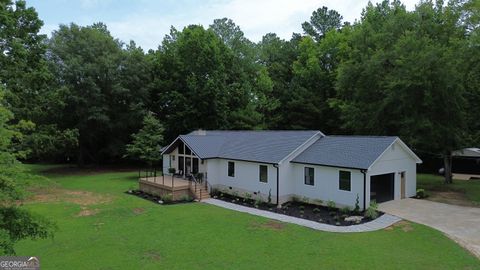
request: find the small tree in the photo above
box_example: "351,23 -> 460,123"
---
125,112 -> 165,167
0,92 -> 55,255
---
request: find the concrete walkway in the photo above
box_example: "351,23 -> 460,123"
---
379,198 -> 480,258
203,198 -> 401,233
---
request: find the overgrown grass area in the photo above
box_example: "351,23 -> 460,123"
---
417,174 -> 480,206
15,165 -> 480,269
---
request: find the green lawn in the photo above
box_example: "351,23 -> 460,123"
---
15,165 -> 480,269
418,174 -> 480,205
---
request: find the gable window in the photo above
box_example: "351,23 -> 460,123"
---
339,170 -> 351,191
185,145 -> 192,155
259,165 -> 268,183
178,141 -> 184,154
228,162 -> 235,177
304,167 -> 314,186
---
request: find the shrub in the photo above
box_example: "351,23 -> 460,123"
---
168,167 -> 176,174
267,189 -> 272,204
291,195 -> 300,202
232,191 -> 239,198
313,199 -> 323,205
327,200 -> 336,210
313,208 -> 321,214
161,194 -> 173,203
329,211 -> 336,217
255,196 -> 264,206
244,192 -> 252,200
210,188 -> 220,197
354,194 -> 361,214
302,196 -> 309,204
416,189 -> 427,199
298,205 -> 305,211
180,195 -> 192,202
341,206 -> 351,215
365,200 -> 379,219
299,210 -> 304,215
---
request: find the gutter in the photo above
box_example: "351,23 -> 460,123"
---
273,164 -> 279,206
361,169 -> 367,210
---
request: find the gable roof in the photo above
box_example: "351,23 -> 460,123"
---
162,130 -> 322,164
291,136 -> 401,170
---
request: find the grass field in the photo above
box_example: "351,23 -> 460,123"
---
417,174 -> 480,206
15,165 -> 480,269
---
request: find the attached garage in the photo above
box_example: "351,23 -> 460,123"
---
366,139 -> 422,207
370,173 -> 395,203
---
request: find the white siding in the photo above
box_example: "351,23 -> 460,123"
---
291,164 -> 365,209
366,140 -> 417,206
207,159 -> 278,202
278,133 -> 322,202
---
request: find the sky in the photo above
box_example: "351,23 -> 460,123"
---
28,0 -> 418,51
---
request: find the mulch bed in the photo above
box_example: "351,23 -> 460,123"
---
125,189 -> 194,205
214,192 -> 383,226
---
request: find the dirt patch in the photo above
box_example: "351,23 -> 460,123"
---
384,221 -> 414,232
76,208 -> 100,217
426,191 -> 478,208
249,220 -> 285,231
26,187 -> 112,206
133,208 -> 145,215
142,250 -> 161,262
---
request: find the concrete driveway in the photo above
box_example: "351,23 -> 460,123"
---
379,198 -> 480,258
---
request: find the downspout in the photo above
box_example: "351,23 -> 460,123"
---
361,169 -> 367,210
273,164 -> 279,207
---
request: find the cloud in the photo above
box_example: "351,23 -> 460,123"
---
37,0 -> 421,50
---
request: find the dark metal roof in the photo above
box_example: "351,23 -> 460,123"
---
163,130 -> 321,164
291,136 -> 398,170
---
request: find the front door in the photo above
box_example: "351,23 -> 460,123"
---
400,172 -> 406,199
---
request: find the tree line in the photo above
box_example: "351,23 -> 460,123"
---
1,0 -> 479,180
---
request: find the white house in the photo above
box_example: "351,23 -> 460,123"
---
161,130 -> 422,210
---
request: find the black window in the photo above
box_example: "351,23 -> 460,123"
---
259,165 -> 268,183
185,145 -> 192,155
339,170 -> 351,191
178,141 -> 184,154
192,158 -> 199,174
228,162 -> 235,177
304,167 -> 314,186
178,156 -> 184,174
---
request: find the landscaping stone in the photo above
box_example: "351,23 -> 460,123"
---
345,216 -> 364,222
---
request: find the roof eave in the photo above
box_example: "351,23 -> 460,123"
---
290,160 -> 366,171
161,136 -> 206,159
366,137 -> 423,171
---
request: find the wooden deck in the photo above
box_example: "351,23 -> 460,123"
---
139,175 -> 190,190
138,175 -> 210,201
